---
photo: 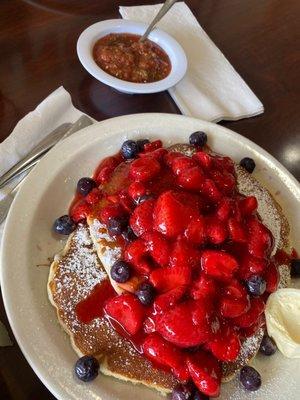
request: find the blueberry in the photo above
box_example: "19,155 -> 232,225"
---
74,355 -> 99,382
121,140 -> 139,159
136,282 -> 155,305
53,215 -> 76,235
77,177 -> 97,196
240,157 -> 256,173
110,260 -> 131,283
107,216 -> 128,236
135,194 -> 154,205
171,383 -> 194,400
136,139 -> 150,152
122,226 -> 137,242
246,275 -> 266,296
193,390 -> 209,400
259,334 -> 277,356
240,366 -> 261,391
291,259 -> 300,277
189,131 -> 207,147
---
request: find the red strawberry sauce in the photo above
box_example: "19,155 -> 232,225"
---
72,140 -> 291,397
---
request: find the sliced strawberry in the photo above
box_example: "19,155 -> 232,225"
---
190,274 -> 218,301
184,217 -> 207,245
143,317 -> 156,334
186,351 -> 221,397
154,286 -> 187,312
70,201 -> 91,223
130,199 -> 155,237
140,148 -> 167,161
99,204 -> 124,224
104,293 -> 144,336
150,266 -> 191,293
129,156 -> 161,183
247,217 -> 273,258
119,191 -> 134,213
175,191 -> 204,212
128,182 -> 147,200
216,198 -> 232,221
177,166 -> 205,191
206,217 -> 228,244
223,279 -> 247,299
163,151 -> 182,167
241,314 -> 265,338
94,155 -> 121,184
219,280 -> 250,318
208,325 -> 241,362
191,298 -> 215,326
142,232 -> 170,267
238,255 -> 267,280
239,196 -> 258,216
171,156 -> 197,176
85,188 -> 101,205
201,179 -> 222,202
170,239 -> 202,270
153,191 -> 198,238
156,301 -> 212,347
210,170 -> 236,195
142,333 -> 190,381
228,218 -> 247,242
213,155 -> 235,174
219,296 -> 250,318
143,140 -> 162,152
264,262 -> 279,293
201,250 -> 239,281
124,239 -> 151,274
232,297 -> 265,328
193,151 -> 213,169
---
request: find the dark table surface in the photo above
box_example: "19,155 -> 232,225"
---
0,0 -> 299,399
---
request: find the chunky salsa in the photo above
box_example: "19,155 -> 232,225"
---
93,33 -> 171,83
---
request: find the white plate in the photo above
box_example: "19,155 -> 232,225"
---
1,114 -> 300,400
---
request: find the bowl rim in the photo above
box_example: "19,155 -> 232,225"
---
76,19 -> 187,94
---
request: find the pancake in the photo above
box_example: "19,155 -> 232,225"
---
48,223 -> 177,395
48,143 -> 291,394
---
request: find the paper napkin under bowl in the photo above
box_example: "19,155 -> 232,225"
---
120,2 -> 264,122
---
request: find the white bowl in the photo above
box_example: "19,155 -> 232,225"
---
77,19 -> 187,94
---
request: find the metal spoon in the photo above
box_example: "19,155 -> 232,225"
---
139,0 -> 178,42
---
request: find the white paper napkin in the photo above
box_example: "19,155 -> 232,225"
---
120,2 -> 264,122
0,86 -> 86,345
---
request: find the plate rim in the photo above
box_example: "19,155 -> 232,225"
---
1,113 -> 299,400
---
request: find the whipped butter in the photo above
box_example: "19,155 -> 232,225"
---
265,288 -> 300,358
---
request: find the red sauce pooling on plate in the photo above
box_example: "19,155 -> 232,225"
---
93,33 -> 171,83
76,280 -> 116,323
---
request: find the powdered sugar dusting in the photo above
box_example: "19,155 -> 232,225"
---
55,223 -> 106,298
278,264 -> 291,289
89,218 -> 122,268
50,224 -> 107,334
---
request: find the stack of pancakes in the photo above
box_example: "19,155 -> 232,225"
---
48,145 -> 291,395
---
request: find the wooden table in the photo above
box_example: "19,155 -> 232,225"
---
0,0 -> 299,398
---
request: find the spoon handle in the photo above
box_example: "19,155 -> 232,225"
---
139,0 -> 178,42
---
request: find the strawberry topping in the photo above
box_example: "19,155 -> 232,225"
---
71,139 -> 281,396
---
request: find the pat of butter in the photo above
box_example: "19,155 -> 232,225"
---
265,288 -> 300,358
